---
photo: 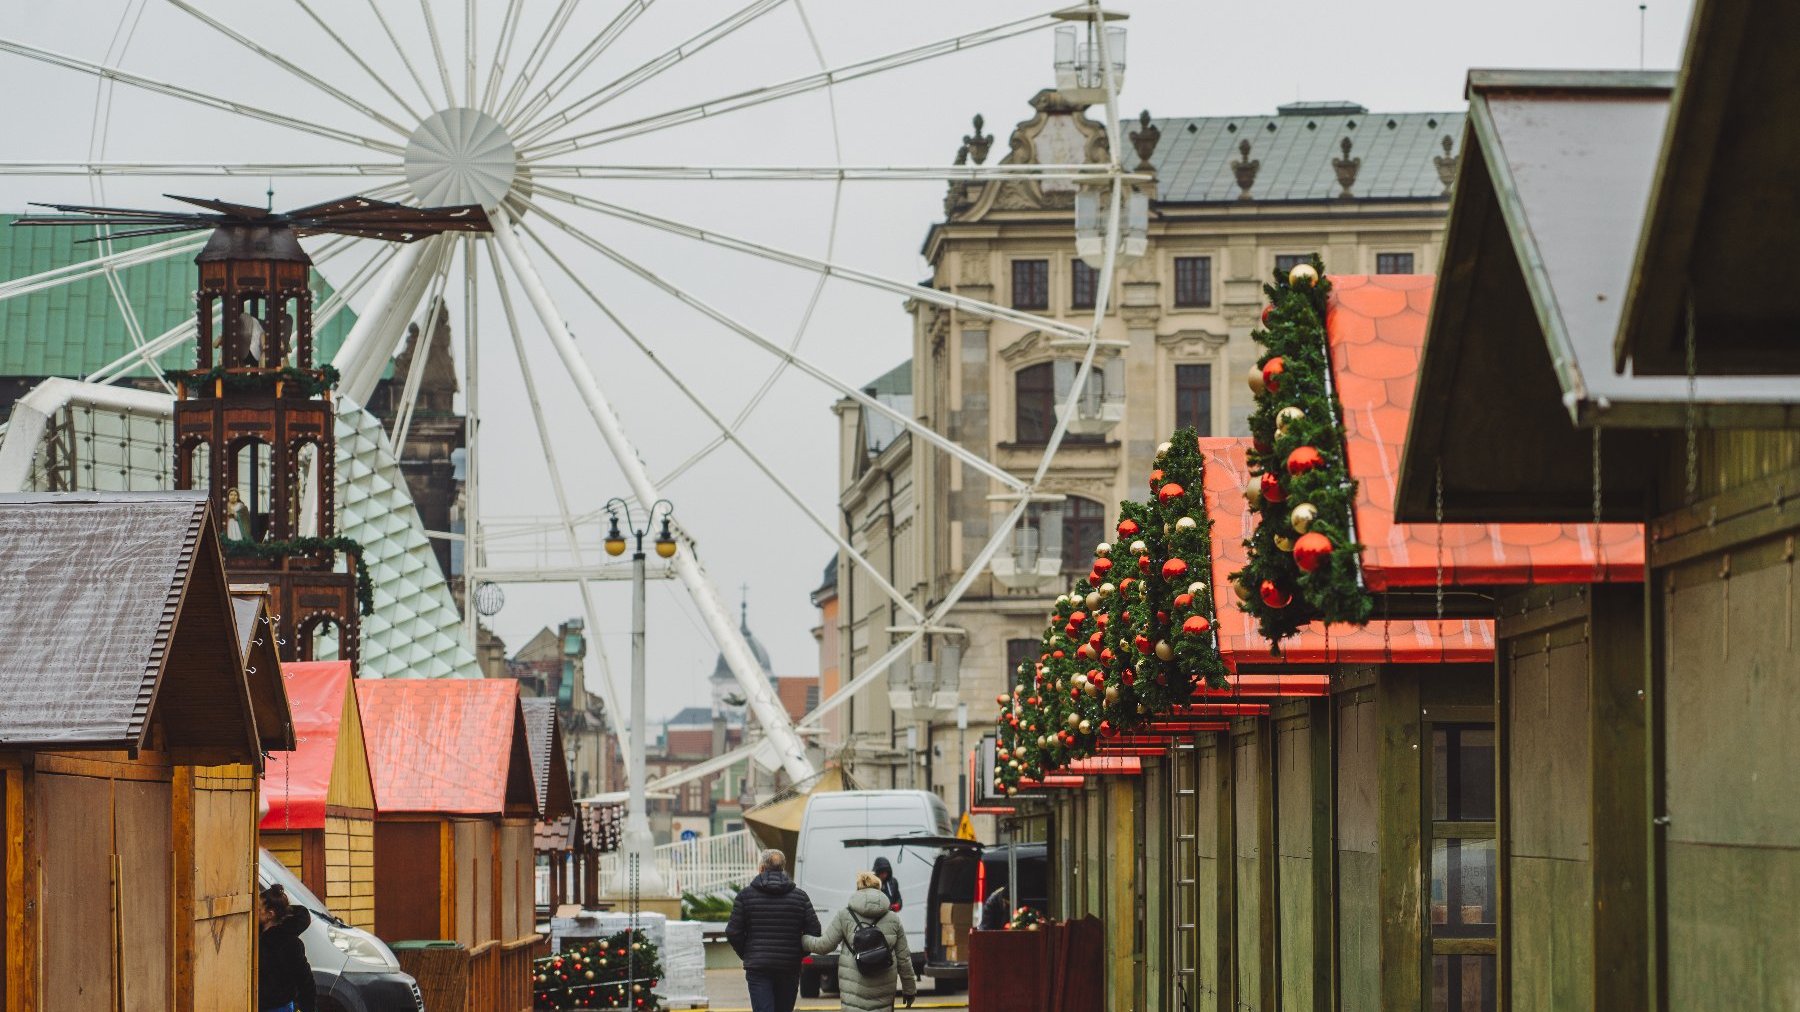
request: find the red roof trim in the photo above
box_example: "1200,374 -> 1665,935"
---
261,661 -> 353,831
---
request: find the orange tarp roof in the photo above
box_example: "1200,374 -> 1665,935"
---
358,678 -> 532,816
262,661 -> 354,830
1326,275 -> 1642,588
1200,437 -> 1496,669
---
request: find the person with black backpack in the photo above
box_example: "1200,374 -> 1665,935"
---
802,870 -> 917,1011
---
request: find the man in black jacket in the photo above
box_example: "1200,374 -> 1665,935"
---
872,856 -> 902,912
727,850 -> 821,1012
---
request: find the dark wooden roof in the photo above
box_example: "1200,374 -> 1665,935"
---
0,492 -> 261,764
231,584 -> 295,752
1619,0 -> 1800,375
520,697 -> 575,821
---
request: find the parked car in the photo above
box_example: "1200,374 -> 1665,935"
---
257,849 -> 424,1012
792,790 -> 953,998
921,842 -> 1049,991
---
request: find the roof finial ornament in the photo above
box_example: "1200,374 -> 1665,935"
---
1231,138 -> 1260,200
1129,110 -> 1161,172
963,114 -> 993,166
1332,136 -> 1361,198
1434,134 -> 1459,194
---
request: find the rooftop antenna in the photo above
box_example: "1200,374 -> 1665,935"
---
266,177 -> 275,213
1639,4 -> 1648,70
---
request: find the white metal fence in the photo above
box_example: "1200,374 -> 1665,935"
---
596,828 -> 761,899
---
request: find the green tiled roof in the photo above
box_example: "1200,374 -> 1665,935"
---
0,215 -> 356,378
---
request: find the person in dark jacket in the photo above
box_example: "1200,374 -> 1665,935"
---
258,884 -> 316,1012
727,850 -> 822,1012
872,856 -> 902,913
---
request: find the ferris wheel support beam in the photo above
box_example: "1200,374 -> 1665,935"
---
490,207 -> 814,782
388,239 -> 456,450
523,198 -> 1027,492
0,234 -> 206,303
539,184 -> 1092,340
483,239 -> 631,768
526,164 -> 1144,183
0,37 -> 404,156
520,221 -> 928,626
0,162 -> 400,177
333,237 -> 436,404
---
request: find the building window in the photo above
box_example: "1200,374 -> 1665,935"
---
1173,256 -> 1212,307
1175,364 -> 1213,436
1428,723 -> 1497,1012
1015,362 -> 1057,443
1059,497 -> 1105,574
1012,259 -> 1049,310
1377,252 -> 1415,275
1274,254 -> 1308,277
1006,638 -> 1038,679
1071,260 -> 1099,310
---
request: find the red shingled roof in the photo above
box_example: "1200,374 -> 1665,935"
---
262,661 -> 353,830
1200,436 -> 1496,669
1326,275 -> 1642,588
358,678 -> 533,816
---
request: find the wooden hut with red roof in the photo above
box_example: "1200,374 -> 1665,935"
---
260,660 -> 378,931
0,492 -> 286,1011
359,677 -> 540,1011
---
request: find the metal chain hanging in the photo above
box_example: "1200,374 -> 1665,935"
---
1593,428 -> 1605,573
1685,295 -> 1700,505
1434,460 -> 1446,622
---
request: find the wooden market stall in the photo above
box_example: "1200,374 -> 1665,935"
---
360,677 -> 541,1012
1400,39 -> 1800,1011
260,660 -> 378,931
519,697 -> 578,912
0,491 -> 279,1012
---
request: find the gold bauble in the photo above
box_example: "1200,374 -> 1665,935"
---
1247,365 -> 1267,396
1078,719 -> 1092,735
1276,406 -> 1306,433
1095,541 -> 1112,557
1245,483 -> 1264,509
1137,703 -> 1148,715
1082,680 -> 1100,697
1037,735 -> 1048,747
1099,582 -> 1116,597
1154,640 -> 1174,661
1275,534 -> 1294,552
1006,786 -> 1018,796
1288,262 -> 1319,287
1104,685 -> 1120,704
1156,441 -> 1172,460
1085,592 -> 1101,611
1234,580 -> 1254,604
1163,523 -> 1172,536
1066,713 -> 1081,728
1175,516 -> 1197,531
1188,581 -> 1207,596
1007,759 -> 1020,769
1290,502 -> 1319,534
1055,594 -> 1070,606
1129,540 -> 1148,555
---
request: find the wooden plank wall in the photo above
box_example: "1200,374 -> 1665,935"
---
454,818 -> 496,947
499,820 -> 535,942
374,820 -> 446,942
1334,682 -> 1380,1012
1274,700 -> 1332,1012
1230,718 -> 1275,1011
325,813 -> 376,931
262,830 -> 305,878
189,765 -> 256,1012
1193,733 -> 1227,1012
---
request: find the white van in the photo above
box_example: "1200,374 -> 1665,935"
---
793,790 -> 953,997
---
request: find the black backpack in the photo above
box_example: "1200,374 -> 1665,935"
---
850,914 -> 893,972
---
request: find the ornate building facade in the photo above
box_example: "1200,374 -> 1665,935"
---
830,89 -> 1463,819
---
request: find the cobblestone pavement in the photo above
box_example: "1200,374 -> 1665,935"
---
696,968 -> 970,1011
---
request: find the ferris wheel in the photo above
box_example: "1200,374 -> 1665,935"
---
0,0 -> 1136,783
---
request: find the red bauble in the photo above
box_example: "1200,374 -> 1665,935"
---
1294,531 -> 1334,572
1147,469 -> 1164,490
1119,577 -> 1135,594
1099,721 -> 1116,738
1261,302 -> 1274,326
1138,555 -> 1152,573
1121,669 -> 1136,685
1156,610 -> 1169,623
1174,593 -> 1194,608
1182,615 -> 1211,635
1096,613 -> 1109,627
1088,631 -> 1103,646
1133,634 -> 1151,654
1052,649 -> 1065,659
1070,611 -> 1087,624
1259,580 -> 1293,608
1087,571 -> 1102,587
1158,482 -> 1186,504
1087,670 -> 1104,685
1100,647 -> 1115,664
1076,643 -> 1096,660
1093,557 -> 1113,574
1253,436 -> 1272,454
1260,472 -> 1286,503
1261,357 -> 1285,394
1162,557 -> 1189,580
1117,518 -> 1140,538
1286,446 -> 1325,475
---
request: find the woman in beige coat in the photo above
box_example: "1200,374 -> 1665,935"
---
803,871 -> 917,1011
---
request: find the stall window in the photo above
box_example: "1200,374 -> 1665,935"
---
1012,259 -> 1049,310
1173,256 -> 1212,307
1377,252 -> 1416,275
1428,723 -> 1498,1012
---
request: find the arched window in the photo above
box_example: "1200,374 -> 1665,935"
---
300,616 -> 340,662
229,438 -> 273,541
186,440 -> 211,492
292,440 -> 323,538
1014,362 -> 1106,444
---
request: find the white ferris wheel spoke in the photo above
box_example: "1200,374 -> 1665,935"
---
479,0 -> 528,113
0,234 -> 205,303
537,184 -> 1091,341
493,0 -> 584,124
511,0 -> 786,146
504,0 -> 665,136
488,207 -> 813,782
292,0 -> 423,124
360,0 -> 439,113
520,196 -> 1027,492
0,162 -> 401,177
521,222 -> 928,625
388,237 -> 456,450
0,37 -> 405,156
160,0 -> 412,136
415,0 -> 458,108
526,163 -> 1138,183
482,240 -> 628,751
463,0 -> 475,107
521,10 -> 1062,158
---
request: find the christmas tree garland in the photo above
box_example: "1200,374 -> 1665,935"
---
222,535 -> 375,616
1232,257 -> 1372,647
992,427 -> 1227,793
534,928 -> 665,1010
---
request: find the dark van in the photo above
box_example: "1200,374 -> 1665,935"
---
922,841 -> 1048,991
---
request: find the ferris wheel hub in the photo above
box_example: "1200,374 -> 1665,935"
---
404,107 -> 519,210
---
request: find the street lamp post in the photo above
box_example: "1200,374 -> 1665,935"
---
604,498 -> 677,897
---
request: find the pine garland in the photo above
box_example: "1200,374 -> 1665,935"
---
533,928 -> 664,1010
1232,257 -> 1372,647
169,363 -> 341,398
221,535 -> 375,616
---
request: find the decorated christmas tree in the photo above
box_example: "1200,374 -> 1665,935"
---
1233,257 -> 1373,647
534,927 -> 664,1010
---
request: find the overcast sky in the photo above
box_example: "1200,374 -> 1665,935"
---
0,0 -> 1694,724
